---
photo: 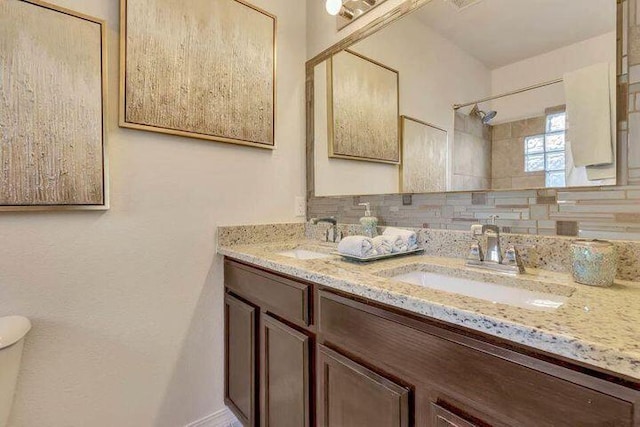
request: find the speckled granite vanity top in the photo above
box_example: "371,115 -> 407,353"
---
218,236 -> 640,382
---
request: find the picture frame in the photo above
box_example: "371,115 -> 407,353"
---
400,116 -> 447,193
327,49 -> 400,164
0,0 -> 109,211
119,0 -> 277,149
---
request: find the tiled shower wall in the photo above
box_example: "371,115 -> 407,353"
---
452,112 -> 491,191
309,0 -> 640,240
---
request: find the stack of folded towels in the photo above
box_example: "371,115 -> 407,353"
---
337,227 -> 418,258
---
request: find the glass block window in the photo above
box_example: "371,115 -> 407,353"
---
524,112 -> 566,187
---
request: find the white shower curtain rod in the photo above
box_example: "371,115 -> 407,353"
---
453,78 -> 564,110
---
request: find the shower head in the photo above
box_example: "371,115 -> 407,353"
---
470,104 -> 497,124
481,110 -> 497,124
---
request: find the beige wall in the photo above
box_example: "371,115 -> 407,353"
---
0,0 -> 307,426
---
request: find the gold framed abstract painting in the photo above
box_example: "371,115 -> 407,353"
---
400,116 -> 447,193
120,0 -> 277,148
328,49 -> 400,164
0,0 -> 108,210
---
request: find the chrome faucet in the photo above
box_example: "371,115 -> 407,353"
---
310,217 -> 342,243
466,217 -> 524,275
483,224 -> 503,264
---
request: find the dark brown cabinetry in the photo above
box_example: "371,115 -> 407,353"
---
261,314 -> 310,427
224,258 -> 640,427
225,294 -> 257,426
317,345 -> 410,427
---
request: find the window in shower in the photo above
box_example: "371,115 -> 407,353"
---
524,112 -> 566,187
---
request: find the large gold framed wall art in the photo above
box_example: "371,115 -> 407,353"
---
120,0 -> 277,148
328,49 -> 400,164
0,0 -> 108,210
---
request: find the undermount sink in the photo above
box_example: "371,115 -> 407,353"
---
391,271 -> 568,311
276,249 -> 333,260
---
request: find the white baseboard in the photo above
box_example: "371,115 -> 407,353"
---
186,407 -> 241,427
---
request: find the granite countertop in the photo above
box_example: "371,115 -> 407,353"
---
218,238 -> 640,382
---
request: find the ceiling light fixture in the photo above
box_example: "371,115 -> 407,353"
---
325,0 -> 342,15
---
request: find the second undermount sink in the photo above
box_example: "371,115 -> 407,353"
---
276,249 -> 333,260
391,271 -> 568,311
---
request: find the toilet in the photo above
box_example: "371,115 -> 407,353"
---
0,316 -> 31,427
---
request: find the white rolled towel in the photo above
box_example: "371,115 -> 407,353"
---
338,236 -> 377,258
384,234 -> 408,253
383,227 -> 418,250
372,236 -> 393,255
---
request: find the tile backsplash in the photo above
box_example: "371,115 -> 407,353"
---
308,186 -> 640,240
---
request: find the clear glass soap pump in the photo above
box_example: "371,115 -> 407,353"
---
358,202 -> 378,238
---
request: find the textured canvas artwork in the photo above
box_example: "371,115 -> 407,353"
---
0,0 -> 106,208
121,0 -> 276,147
400,116 -> 447,193
329,50 -> 399,164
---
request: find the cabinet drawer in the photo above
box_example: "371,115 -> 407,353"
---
318,290 -> 638,427
225,260 -> 311,326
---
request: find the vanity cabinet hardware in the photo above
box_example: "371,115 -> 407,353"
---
224,260 -> 311,326
317,344 -> 410,427
225,294 -> 258,427
260,314 -> 311,427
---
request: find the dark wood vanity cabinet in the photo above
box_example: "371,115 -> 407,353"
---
225,260 -> 313,427
317,345 -> 410,427
224,293 -> 257,426
261,314 -> 311,427
224,259 -> 640,427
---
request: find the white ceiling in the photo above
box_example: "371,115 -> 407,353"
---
413,0 -> 616,69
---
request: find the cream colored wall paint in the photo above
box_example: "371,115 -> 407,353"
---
0,0 -> 306,426
490,31 -> 616,124
306,0 -> 407,59
314,14 -> 491,196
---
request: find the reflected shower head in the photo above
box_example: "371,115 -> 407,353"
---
470,104 -> 497,124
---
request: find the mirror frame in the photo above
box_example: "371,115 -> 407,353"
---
306,0 -> 627,208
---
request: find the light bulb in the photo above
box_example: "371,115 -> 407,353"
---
325,0 -> 342,15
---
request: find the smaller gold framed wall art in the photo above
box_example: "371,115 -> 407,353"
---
400,116 -> 447,193
120,0 -> 277,149
327,49 -> 400,164
0,0 -> 108,210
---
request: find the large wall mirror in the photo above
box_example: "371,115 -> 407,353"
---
309,0 -> 620,197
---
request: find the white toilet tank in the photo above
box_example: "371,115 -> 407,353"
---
0,316 -> 31,427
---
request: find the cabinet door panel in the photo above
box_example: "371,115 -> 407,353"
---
261,314 -> 310,427
225,294 -> 257,426
430,403 -> 478,427
317,345 -> 410,427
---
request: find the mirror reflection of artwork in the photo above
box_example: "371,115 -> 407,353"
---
328,50 -> 400,164
400,117 -> 447,193
0,0 -> 107,209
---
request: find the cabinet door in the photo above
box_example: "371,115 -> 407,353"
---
261,314 -> 310,427
225,294 -> 257,426
317,345 -> 410,427
430,403 -> 479,427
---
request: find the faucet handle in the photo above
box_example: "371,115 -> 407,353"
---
467,240 -> 484,262
504,245 -> 525,272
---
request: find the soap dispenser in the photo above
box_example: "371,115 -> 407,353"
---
358,202 -> 378,238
